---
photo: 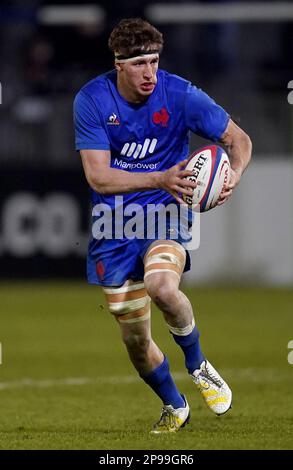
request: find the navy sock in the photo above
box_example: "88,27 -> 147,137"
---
172,326 -> 205,374
141,356 -> 185,409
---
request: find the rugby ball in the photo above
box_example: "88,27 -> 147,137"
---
183,145 -> 230,212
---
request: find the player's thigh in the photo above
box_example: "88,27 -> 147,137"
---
103,279 -> 151,326
143,240 -> 186,295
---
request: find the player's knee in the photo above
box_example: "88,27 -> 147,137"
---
147,282 -> 180,311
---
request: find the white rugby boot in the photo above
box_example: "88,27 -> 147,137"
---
150,395 -> 190,433
190,360 -> 232,415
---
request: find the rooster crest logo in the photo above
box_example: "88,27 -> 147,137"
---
153,107 -> 169,127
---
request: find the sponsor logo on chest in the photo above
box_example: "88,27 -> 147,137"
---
120,138 -> 158,160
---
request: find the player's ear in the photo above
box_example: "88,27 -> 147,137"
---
115,63 -> 122,72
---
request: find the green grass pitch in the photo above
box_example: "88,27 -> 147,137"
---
0,282 -> 293,450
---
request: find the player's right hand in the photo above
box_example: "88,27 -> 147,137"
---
159,159 -> 197,205
217,167 -> 242,206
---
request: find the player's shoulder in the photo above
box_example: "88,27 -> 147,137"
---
158,69 -> 191,94
74,70 -> 115,103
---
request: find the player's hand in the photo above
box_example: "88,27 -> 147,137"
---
159,159 -> 197,204
217,168 -> 242,206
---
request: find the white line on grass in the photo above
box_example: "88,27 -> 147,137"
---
0,368 -> 290,391
0,375 -> 142,390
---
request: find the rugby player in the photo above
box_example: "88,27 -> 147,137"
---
74,18 -> 252,433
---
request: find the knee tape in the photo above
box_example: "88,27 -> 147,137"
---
144,243 -> 186,280
103,282 -> 151,324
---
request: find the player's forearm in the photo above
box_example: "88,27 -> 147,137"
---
89,167 -> 163,194
227,133 -> 252,176
220,120 -> 252,177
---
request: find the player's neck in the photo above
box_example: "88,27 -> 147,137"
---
117,76 -> 148,104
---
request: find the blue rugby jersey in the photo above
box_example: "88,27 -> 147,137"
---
74,69 -> 229,285
74,69 -> 229,211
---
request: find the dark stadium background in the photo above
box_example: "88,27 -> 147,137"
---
0,0 -> 292,452
1,0 -> 292,282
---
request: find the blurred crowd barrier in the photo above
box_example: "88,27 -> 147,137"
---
0,161 -> 292,285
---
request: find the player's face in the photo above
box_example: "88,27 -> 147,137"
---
117,56 -> 159,103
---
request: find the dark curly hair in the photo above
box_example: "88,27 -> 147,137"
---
108,18 -> 163,58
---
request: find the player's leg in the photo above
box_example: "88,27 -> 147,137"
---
143,240 -> 204,372
103,279 -> 190,432
143,240 -> 232,415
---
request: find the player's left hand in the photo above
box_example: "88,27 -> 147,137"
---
217,168 -> 242,206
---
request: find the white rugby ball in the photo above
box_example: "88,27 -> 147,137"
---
183,145 -> 230,212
